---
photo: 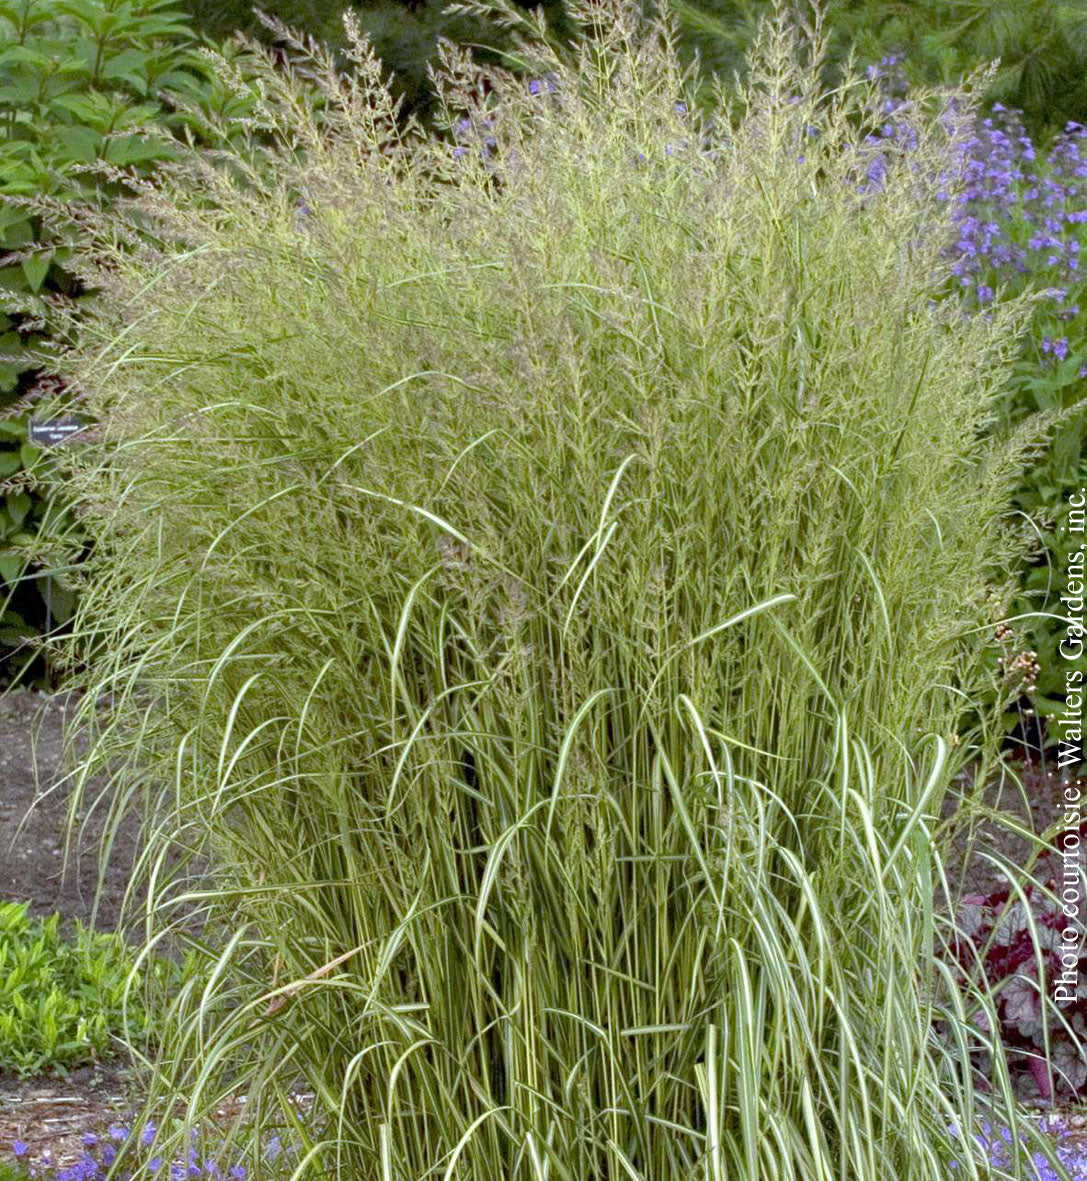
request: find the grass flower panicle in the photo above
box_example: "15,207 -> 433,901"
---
47,2 -> 1058,1178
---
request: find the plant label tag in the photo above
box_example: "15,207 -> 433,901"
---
28,415 -> 86,446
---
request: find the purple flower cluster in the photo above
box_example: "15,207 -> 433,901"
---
952,104 -> 1087,325
865,55 -> 1087,366
527,74 -> 558,98
7,1122 -> 274,1181
964,1115 -> 1087,1178
16,1112 -> 1087,1179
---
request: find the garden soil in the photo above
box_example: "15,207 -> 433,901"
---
0,690 -> 142,1169
0,689 -> 136,931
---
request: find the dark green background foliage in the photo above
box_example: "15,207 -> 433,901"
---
186,0 -> 572,121
0,0 -> 256,681
0,0 -> 200,676
669,0 -> 1087,137
164,0 -> 1087,133
147,0 -> 1087,134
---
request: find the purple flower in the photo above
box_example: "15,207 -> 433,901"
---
1042,336 -> 1070,361
13,1140 -> 27,1158
57,1157 -> 101,1181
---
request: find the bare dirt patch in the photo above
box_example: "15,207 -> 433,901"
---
0,689 -> 146,1164
943,756 -> 1087,901
0,688 -> 138,932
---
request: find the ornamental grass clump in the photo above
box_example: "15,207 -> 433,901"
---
50,3 -> 1053,1177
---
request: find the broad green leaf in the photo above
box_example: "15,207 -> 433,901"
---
20,253 -> 51,293
4,492 -> 30,529
113,101 -> 164,130
100,47 -> 151,87
103,132 -> 174,165
0,215 -> 33,248
52,91 -> 117,129
0,552 -> 23,583
43,580 -> 75,624
50,123 -> 102,162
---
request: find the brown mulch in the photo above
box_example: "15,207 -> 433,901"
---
0,1063 -> 135,1172
0,690 -> 309,1174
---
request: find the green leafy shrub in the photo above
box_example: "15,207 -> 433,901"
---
51,3 -> 1061,1178
0,0 -> 262,684
0,901 -> 168,1077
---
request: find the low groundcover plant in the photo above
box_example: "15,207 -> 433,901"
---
43,1 -> 1065,1177
0,901 -> 166,1078
943,817 -> 1087,1105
